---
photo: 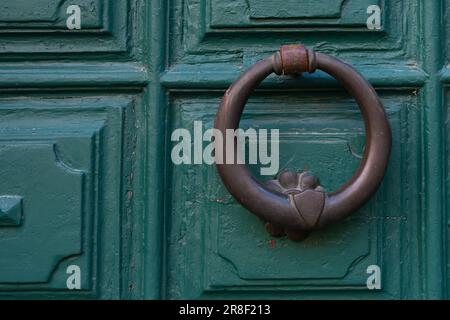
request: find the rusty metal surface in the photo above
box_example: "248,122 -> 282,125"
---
274,44 -> 317,75
214,44 -> 392,241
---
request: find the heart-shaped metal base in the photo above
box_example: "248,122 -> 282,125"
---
265,170 -> 326,241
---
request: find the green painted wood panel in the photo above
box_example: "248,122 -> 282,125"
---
0,0 -> 448,300
211,0 -> 381,26
0,0 -> 149,299
160,0 -> 436,300
0,0 -> 128,56
0,96 -> 141,298
0,0 -> 103,27
165,91 -> 417,299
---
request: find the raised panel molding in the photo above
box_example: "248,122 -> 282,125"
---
0,143 -> 85,283
0,63 -> 149,89
0,0 -> 130,56
169,0 -> 417,68
165,92 -> 418,299
210,0 -> 380,27
163,0 -> 423,299
0,0 -> 104,30
0,95 -> 139,298
166,0 -> 421,95
247,0 -> 345,19
161,63 -> 427,90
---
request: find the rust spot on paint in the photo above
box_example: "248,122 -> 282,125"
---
270,239 -> 276,248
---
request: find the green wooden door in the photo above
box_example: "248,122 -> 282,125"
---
0,0 -> 448,300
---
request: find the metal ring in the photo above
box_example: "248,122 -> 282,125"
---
214,45 -> 392,241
